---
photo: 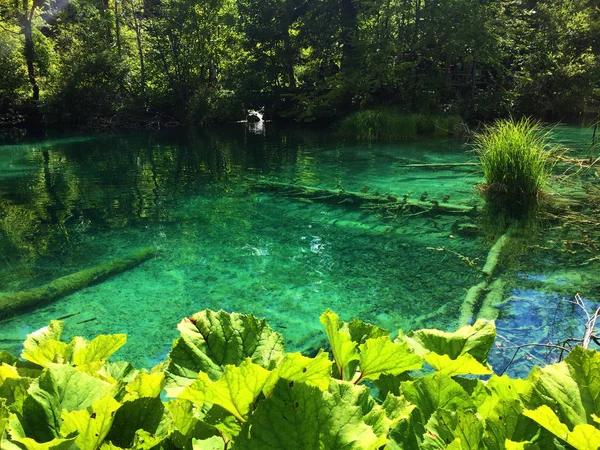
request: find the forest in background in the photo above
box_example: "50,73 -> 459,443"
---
1,0 -> 599,130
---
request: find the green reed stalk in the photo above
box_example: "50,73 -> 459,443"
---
475,117 -> 553,205
339,109 -> 461,141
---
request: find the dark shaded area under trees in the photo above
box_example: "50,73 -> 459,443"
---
1,0 -> 599,131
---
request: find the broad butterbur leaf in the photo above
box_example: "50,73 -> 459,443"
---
20,365 -> 114,442
105,397 -> 167,448
524,346 -> 600,429
9,435 -> 77,450
192,436 -> 226,450
402,373 -> 476,425
357,336 -> 422,382
348,319 -> 389,344
61,396 -> 121,450
71,334 -> 127,367
424,352 -> 492,376
235,378 -> 387,450
170,358 -> 271,422
122,372 -> 165,401
408,319 -> 496,363
422,409 -> 484,450
166,310 -> 284,387
21,322 -> 65,367
504,439 -> 538,449
264,351 -> 332,393
524,405 -> 600,450
320,309 -> 359,380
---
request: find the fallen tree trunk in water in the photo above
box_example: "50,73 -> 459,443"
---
248,180 -> 477,216
459,227 -> 513,325
0,247 -> 158,319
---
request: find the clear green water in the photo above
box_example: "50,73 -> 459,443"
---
0,124 -> 598,375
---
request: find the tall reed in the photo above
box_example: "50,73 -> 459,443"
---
475,117 -> 553,207
339,109 -> 461,140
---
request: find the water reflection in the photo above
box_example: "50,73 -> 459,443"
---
0,125 -> 334,289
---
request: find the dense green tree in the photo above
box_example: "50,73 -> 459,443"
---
0,0 -> 598,128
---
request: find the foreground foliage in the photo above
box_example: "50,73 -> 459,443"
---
0,309 -> 599,449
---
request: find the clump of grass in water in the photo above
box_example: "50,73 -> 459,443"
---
475,117 -> 554,214
339,109 -> 462,140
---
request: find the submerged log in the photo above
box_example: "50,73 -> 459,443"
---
0,247 -> 158,319
249,180 -> 477,216
459,228 -> 513,325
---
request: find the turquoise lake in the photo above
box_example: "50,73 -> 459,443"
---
0,124 -> 598,375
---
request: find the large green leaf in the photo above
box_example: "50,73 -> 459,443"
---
169,358 -> 271,422
320,309 -> 360,380
192,436 -> 226,450
0,364 -> 33,413
104,397 -> 166,448
122,372 -> 165,401
21,322 -> 65,368
348,319 -> 389,344
235,378 -> 388,450
524,405 -> 600,450
20,365 -> 114,442
61,396 -> 121,450
407,319 -> 496,363
475,376 -> 527,449
0,400 -> 9,440
166,310 -> 284,386
357,336 -> 422,382
70,334 -> 127,367
421,409 -> 484,450
263,351 -> 332,393
402,373 -> 476,425
524,346 -> 600,428
423,352 -> 492,377
9,435 -> 77,450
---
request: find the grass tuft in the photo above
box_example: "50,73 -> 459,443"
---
475,117 -> 554,210
339,109 -> 462,141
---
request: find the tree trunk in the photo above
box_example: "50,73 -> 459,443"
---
115,0 -> 122,55
340,0 -> 358,72
129,0 -> 146,97
22,9 -> 39,101
283,29 -> 296,88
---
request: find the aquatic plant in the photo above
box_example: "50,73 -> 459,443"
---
1,308 -> 599,449
475,117 -> 553,209
339,109 -> 462,140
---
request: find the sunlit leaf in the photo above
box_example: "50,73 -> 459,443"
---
235,378 -> 386,449
21,322 -> 68,368
424,352 -> 492,376
171,358 -> 271,422
357,336 -> 422,382
320,309 -> 359,380
524,405 -> 600,450
20,365 -> 114,442
264,351 -> 332,394
408,319 -> 496,363
71,334 -> 127,366
422,409 -> 484,450
61,396 -> 121,450
166,310 -> 284,387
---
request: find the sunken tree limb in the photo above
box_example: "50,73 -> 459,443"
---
0,247 -> 158,319
248,180 -> 476,216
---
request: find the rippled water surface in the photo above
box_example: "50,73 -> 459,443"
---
0,124 -> 598,374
